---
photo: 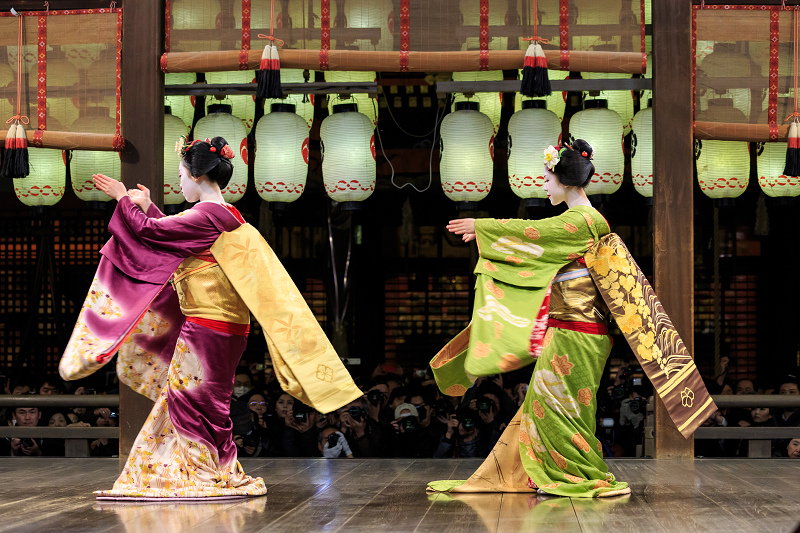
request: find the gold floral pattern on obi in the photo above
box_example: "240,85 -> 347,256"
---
316,364 -> 334,383
680,387 -> 694,407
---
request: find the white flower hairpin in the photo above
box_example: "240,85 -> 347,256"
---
543,145 -> 560,170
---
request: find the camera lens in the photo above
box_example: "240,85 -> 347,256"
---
327,432 -> 340,446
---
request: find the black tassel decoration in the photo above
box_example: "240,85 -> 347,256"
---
256,42 -> 284,99
521,40 -> 551,98
1,124 -> 16,179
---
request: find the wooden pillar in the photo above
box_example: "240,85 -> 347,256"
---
652,0 -> 694,458
118,0 -> 165,467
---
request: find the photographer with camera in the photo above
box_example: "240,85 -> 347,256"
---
318,426 -> 354,458
365,379 -> 394,427
433,408 -> 488,458
4,406 -> 43,457
388,403 -> 436,458
338,397 -> 385,457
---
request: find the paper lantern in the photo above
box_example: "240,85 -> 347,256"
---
694,139 -> 750,200
164,72 -> 197,129
320,103 -> 376,209
326,71 -> 378,126
507,101 -> 562,206
568,100 -> 623,196
205,71 -> 257,133
631,102 -> 653,198
440,101 -> 494,209
582,73 -> 635,134
515,69 -> 569,122
13,148 -> 65,207
164,107 -> 190,205
193,104 -> 248,203
70,109 -> 121,204
171,0 -> 222,52
254,103 -> 310,210
452,71 -> 503,135
756,142 -> 800,198
265,69 -> 315,128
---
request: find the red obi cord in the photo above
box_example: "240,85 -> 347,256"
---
187,316 -> 250,336
548,317 -> 608,336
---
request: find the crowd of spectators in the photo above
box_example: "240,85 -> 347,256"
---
2,357 -> 798,460
0,372 -> 119,457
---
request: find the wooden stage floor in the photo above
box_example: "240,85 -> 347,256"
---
0,458 -> 798,532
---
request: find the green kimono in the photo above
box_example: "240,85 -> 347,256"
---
429,206 -> 715,498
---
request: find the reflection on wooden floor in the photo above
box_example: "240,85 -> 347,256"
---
0,458 -> 798,532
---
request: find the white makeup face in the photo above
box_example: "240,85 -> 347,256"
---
179,162 -> 202,203
543,167 -> 568,206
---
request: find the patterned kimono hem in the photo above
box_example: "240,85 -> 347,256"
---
94,480 -> 267,500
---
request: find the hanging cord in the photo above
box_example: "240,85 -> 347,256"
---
522,0 -> 550,45
786,8 -> 800,124
6,9 -> 30,126
326,206 -> 353,325
257,0 -> 285,47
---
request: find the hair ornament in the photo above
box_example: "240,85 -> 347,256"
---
175,135 -> 204,157
581,151 -> 588,157
543,145 -> 560,170
210,146 -> 216,152
220,144 -> 235,160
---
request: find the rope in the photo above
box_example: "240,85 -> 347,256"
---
257,0 -> 284,47
523,0 -> 550,44
6,11 -> 30,125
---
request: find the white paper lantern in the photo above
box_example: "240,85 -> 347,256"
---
265,69 -> 316,128
320,103 -> 376,209
14,148 -> 65,207
254,103 -> 310,208
515,69 -> 569,122
757,142 -> 800,198
205,70 -> 257,133
568,100 -> 624,196
582,73 -> 635,134
164,107 -> 190,205
326,71 -> 378,126
452,71 -> 503,135
631,103 -> 653,198
70,109 -> 121,203
695,139 -> 750,200
507,101 -> 562,206
440,101 -> 494,208
193,104 -> 248,203
165,72 -> 197,129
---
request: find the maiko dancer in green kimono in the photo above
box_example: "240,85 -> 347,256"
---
428,140 -> 716,498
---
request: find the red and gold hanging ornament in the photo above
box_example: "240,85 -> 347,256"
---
255,0 -> 283,99
2,10 -> 30,179
520,0 -> 551,98
784,8 -> 800,177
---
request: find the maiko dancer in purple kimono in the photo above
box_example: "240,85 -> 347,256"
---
60,136 -> 361,500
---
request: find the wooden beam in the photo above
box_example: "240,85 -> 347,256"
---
652,0 -> 695,458
436,78 -> 652,96
160,49 -> 647,74
118,0 -> 163,468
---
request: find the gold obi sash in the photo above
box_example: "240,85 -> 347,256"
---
172,251 -> 250,326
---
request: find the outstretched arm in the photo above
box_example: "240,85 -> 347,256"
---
446,218 -> 477,243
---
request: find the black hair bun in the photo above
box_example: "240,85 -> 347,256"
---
571,139 -> 594,159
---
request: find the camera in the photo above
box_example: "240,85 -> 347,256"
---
400,416 -> 419,433
476,396 -> 494,414
241,432 -> 259,448
84,388 -> 96,395
109,411 -> 118,419
327,432 -> 340,447
628,397 -> 647,415
458,411 -> 477,431
21,438 -> 35,448
293,402 -> 312,423
347,406 -> 365,422
611,385 -> 628,400
434,399 -> 455,419
414,405 -> 427,420
367,390 -> 385,407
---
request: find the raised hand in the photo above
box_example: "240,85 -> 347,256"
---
92,174 -> 127,201
446,218 -> 476,242
127,184 -> 152,213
